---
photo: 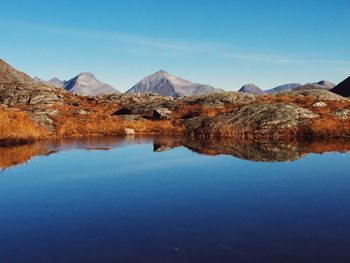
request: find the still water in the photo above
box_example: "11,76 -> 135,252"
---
0,136 -> 349,263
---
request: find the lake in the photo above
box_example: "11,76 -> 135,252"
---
0,136 -> 349,263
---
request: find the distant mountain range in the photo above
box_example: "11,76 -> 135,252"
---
126,70 -> 223,97
3,58 -> 347,98
265,83 -> 301,94
238,80 -> 336,95
35,73 -> 120,96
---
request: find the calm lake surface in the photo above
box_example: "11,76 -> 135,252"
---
0,136 -> 349,263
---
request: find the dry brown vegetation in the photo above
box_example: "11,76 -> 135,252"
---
1,87 -> 350,145
0,108 -> 48,145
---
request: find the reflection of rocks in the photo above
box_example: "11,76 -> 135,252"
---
0,137 -> 154,169
1,136 -> 350,169
153,137 -> 184,152
183,138 -> 307,162
182,137 -> 350,162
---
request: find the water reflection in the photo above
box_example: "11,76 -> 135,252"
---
1,136 -> 350,169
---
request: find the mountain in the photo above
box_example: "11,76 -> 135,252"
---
265,83 -> 301,94
330,76 -> 350,97
315,80 -> 335,90
238,83 -> 266,95
34,76 -> 65,87
293,80 -> 335,91
126,70 -> 223,97
64,72 -> 120,96
0,59 -> 33,83
49,77 -> 65,87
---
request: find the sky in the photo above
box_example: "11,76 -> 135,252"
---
0,0 -> 349,91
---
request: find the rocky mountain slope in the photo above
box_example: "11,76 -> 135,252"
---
331,76 -> 350,97
64,72 -> 120,96
0,59 -> 33,83
126,70 -> 223,97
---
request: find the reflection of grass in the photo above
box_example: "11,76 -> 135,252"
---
1,136 -> 350,169
0,143 -> 49,169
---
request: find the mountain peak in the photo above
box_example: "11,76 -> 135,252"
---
127,71 -> 223,97
239,83 -> 265,95
316,80 -> 335,89
76,72 -> 96,79
64,72 -> 119,96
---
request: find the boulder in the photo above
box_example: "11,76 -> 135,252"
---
312,101 -> 327,108
153,107 -> 172,120
28,91 -> 59,104
334,109 -> 350,120
124,128 -> 135,135
187,102 -> 320,138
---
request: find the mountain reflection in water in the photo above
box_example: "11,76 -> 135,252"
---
1,136 -> 350,169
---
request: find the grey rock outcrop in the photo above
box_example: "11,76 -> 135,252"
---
153,108 -> 172,120
186,102 -> 319,139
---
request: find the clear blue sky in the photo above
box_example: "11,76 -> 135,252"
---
1,0 -> 349,91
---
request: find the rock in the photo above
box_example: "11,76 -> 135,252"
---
30,112 -> 54,131
334,109 -> 350,120
185,91 -> 256,106
113,107 -> 132,115
313,101 -> 327,108
76,109 -> 89,115
153,107 -> 172,120
28,91 -> 59,104
46,109 -> 60,116
124,128 -> 135,135
187,102 -> 320,138
285,89 -> 347,101
117,115 -> 143,121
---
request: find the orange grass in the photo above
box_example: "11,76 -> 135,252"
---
0,108 -> 48,144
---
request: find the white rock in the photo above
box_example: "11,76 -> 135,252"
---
312,101 -> 327,108
124,128 -> 135,135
